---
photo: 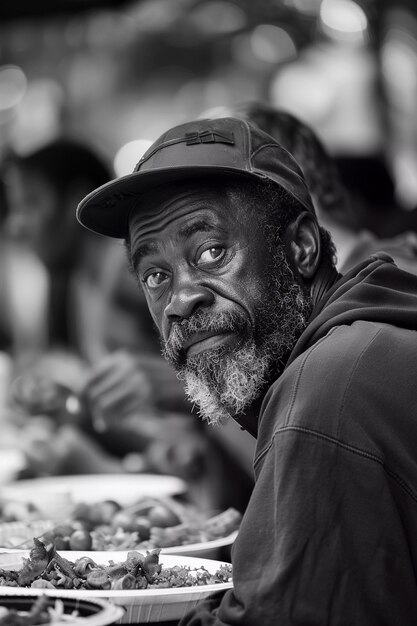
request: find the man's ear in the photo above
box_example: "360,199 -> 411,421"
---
285,212 -> 321,280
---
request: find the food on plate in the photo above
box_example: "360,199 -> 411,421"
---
0,501 -> 41,524
147,508 -> 241,548
34,498 -> 241,552
0,496 -> 242,551
0,594 -> 79,625
0,539 -> 233,591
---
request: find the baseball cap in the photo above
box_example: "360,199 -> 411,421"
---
76,116 -> 314,239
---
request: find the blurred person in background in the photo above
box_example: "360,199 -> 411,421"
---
334,154 -> 412,237
77,115 -> 417,624
0,177 -> 49,362
0,179 -> 11,353
1,139 -> 128,477
333,153 -> 417,269
213,101 -> 417,276
3,139 -> 112,360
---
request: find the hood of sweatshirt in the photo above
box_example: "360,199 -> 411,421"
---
286,252 -> 417,369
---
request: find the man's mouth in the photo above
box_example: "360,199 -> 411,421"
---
183,330 -> 236,357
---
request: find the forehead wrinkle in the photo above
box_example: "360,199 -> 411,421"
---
130,202 -> 224,248
130,209 -> 180,241
130,202 -> 210,241
178,218 -> 218,239
130,189 -> 206,236
131,240 -> 160,271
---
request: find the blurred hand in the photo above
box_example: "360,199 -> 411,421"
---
82,350 -> 188,430
19,419 -> 122,476
82,351 -> 153,429
144,436 -> 208,480
143,415 -> 209,480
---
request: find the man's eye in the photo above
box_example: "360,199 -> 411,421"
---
144,272 -> 168,289
197,247 -> 225,265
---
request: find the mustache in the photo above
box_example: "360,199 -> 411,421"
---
162,309 -> 250,366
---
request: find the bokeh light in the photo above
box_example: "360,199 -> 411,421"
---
320,0 -> 368,42
127,0 -> 184,32
186,1 -> 247,35
270,61 -> 335,123
289,0 -> 323,15
0,65 -> 27,111
114,139 -> 153,177
392,150 -> 417,209
381,10 -> 417,113
250,25 -> 297,64
382,35 -> 417,107
8,78 -> 64,154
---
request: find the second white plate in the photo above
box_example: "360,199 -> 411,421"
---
1,474 -> 187,519
0,550 -> 233,624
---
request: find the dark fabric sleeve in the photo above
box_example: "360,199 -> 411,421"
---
180,429 -> 417,626
178,590 -> 228,625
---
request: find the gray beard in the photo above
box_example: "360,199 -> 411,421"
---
162,248 -> 312,426
178,339 -> 274,426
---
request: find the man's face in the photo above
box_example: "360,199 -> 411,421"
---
129,180 -> 312,425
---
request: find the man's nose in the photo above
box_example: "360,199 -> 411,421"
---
164,278 -> 214,322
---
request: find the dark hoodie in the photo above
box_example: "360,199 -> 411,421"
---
181,254 -> 417,626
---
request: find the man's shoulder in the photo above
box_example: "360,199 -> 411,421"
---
268,319 -> 383,400
259,319 -> 415,443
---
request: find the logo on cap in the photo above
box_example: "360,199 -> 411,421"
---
136,128 -> 235,170
185,130 -> 234,145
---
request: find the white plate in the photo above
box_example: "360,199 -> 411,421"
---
159,529 -> 238,557
0,550 -> 233,624
0,591 -> 124,625
1,474 -> 187,519
0,522 -> 238,558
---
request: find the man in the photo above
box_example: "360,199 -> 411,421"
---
4,138 -> 113,354
77,116 -> 417,624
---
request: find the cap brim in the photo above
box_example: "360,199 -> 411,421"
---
77,165 -> 269,239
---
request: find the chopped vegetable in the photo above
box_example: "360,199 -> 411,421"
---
17,538 -> 50,586
0,541 -> 232,591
